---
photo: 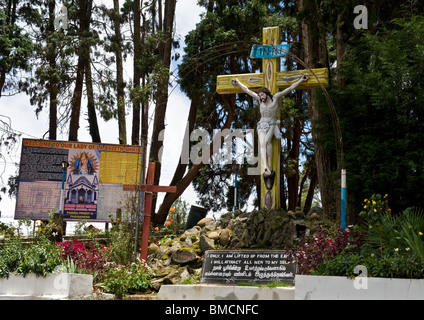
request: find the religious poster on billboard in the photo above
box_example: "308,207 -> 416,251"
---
15,139 -> 143,222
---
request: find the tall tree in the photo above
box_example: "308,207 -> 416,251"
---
100,0 -> 127,144
298,0 -> 340,220
132,0 -> 141,145
334,15 -> 424,217
85,54 -> 101,143
0,0 -> 34,98
153,0 -> 273,223
46,0 -> 59,140
149,0 -> 177,167
18,0 -> 73,140
69,0 -> 94,141
144,0 -> 177,219
154,0 -> 323,223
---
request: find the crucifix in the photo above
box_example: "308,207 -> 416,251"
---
124,162 -> 177,262
217,26 -> 328,210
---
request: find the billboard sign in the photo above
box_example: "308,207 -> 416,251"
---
15,139 -> 143,222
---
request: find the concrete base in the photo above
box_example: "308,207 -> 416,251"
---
0,273 -> 93,300
157,284 -> 295,300
295,275 -> 424,300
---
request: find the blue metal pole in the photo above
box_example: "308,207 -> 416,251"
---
59,169 -> 66,214
234,169 -> 238,212
341,169 -> 347,230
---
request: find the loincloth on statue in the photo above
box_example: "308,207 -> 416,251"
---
257,120 -> 281,131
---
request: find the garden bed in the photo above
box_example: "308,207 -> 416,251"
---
0,273 -> 93,300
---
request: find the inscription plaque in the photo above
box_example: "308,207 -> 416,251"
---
201,250 -> 296,285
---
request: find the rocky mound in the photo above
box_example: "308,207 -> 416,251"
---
146,209 -> 321,290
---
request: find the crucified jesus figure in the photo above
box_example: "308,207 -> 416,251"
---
232,73 -> 309,186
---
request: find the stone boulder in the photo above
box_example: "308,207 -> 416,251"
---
199,234 -> 215,252
171,248 -> 197,264
219,228 -> 231,246
197,217 -> 214,228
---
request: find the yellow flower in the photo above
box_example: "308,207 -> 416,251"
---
372,200 -> 376,205
419,232 -> 423,236
364,205 -> 367,209
384,194 -> 388,198
364,199 -> 368,203
369,225 -> 373,229
374,209 -> 377,213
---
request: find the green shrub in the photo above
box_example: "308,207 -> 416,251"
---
315,250 -> 424,279
96,263 -> 152,299
0,237 -> 62,278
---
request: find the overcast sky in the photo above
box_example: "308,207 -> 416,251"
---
0,0 -> 205,227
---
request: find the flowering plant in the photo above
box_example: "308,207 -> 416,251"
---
359,194 -> 391,228
58,239 -> 110,276
286,226 -> 363,275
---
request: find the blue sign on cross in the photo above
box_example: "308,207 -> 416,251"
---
250,44 -> 290,59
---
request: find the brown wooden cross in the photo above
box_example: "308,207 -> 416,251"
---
124,162 -> 177,263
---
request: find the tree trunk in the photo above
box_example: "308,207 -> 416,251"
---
85,56 -> 101,143
132,0 -> 141,146
47,0 -> 58,140
69,0 -> 92,142
152,97 -> 235,225
149,0 -> 177,216
299,0 -> 339,220
303,165 -> 318,214
336,12 -> 347,86
287,117 -> 302,211
0,72 -> 5,98
297,166 -> 310,207
155,98 -> 199,222
150,0 -> 177,162
113,0 -> 127,145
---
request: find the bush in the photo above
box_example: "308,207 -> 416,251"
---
310,195 -> 424,279
360,196 -> 424,262
58,239 -> 110,277
0,237 -> 24,278
287,226 -> 363,275
0,237 -> 62,278
316,251 -> 424,279
107,222 -> 135,265
96,263 -> 152,299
